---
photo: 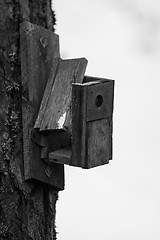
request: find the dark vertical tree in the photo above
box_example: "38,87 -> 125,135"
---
0,1 -> 58,239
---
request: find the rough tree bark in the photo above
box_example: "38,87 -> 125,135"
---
0,1 -> 58,239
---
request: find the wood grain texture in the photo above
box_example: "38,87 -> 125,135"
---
71,79 -> 114,168
86,81 -> 114,121
86,118 -> 112,168
71,84 -> 87,167
34,58 -> 60,129
39,58 -> 88,131
49,147 -> 72,165
20,21 -> 64,189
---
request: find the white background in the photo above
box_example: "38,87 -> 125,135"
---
53,0 -> 160,239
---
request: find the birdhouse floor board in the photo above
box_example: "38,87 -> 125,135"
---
49,147 -> 72,165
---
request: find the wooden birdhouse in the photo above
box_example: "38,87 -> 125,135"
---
20,21 -> 114,190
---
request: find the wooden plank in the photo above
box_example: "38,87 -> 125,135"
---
49,147 -> 72,165
71,84 -> 87,167
34,58 -> 60,129
86,118 -> 112,168
39,58 -> 88,131
20,21 -> 64,189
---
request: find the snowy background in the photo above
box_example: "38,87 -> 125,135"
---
52,0 -> 160,239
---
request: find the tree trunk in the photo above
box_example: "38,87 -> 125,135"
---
0,1 -> 58,239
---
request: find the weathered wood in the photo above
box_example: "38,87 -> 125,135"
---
49,147 -> 72,165
48,78 -> 114,168
20,21 -> 64,189
34,58 -> 60,129
86,118 -> 112,168
71,83 -> 87,167
71,78 -> 114,168
39,58 -> 88,131
86,80 -> 114,121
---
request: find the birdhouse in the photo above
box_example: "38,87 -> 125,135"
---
48,77 -> 114,169
20,21 -> 114,190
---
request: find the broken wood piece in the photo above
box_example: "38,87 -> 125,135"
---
34,58 -> 60,129
39,58 -> 88,131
